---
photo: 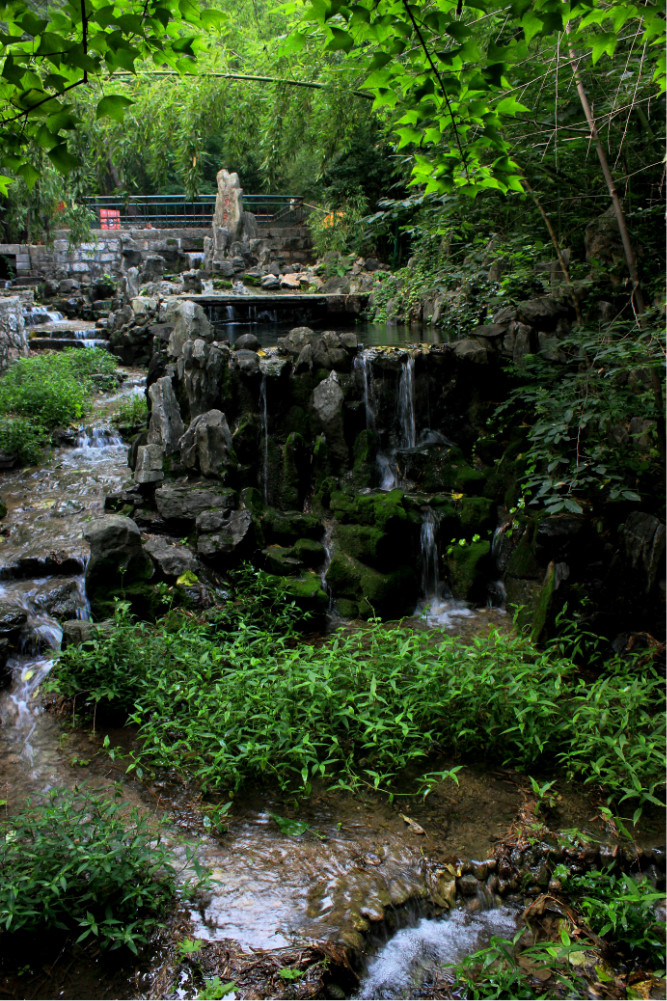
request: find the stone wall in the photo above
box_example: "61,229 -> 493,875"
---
0,222 -> 313,285
0,297 -> 28,373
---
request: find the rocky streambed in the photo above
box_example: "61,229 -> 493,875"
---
0,306 -> 664,999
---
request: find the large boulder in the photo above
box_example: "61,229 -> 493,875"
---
197,508 -> 254,561
143,535 -> 199,579
311,372 -> 347,467
84,515 -> 154,617
147,376 -> 185,455
161,300 -> 213,359
179,410 -> 235,478
154,483 -> 237,527
0,297 -> 28,374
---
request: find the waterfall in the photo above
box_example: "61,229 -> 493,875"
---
259,375 -> 270,503
320,520 -> 335,613
398,355 -> 416,449
355,351 -> 377,434
420,508 -> 440,600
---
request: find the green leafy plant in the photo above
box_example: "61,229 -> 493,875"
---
451,932 -> 588,999
197,977 -> 236,1000
553,865 -> 666,966
0,788 -> 177,954
0,348 -> 118,463
50,586 -> 666,810
111,393 -> 148,434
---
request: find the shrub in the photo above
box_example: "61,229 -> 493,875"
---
111,393 -> 148,434
0,415 -> 48,464
0,348 -> 118,463
0,788 -> 177,954
51,596 -> 666,810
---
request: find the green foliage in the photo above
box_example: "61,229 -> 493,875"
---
0,348 -> 116,462
292,0 -> 665,196
552,865 -> 666,965
0,788 -> 177,954
451,932 -> 587,999
52,593 -> 665,810
0,0 -> 212,191
0,415 -> 47,464
197,977 -> 236,1000
309,190 -> 373,258
111,393 -> 148,434
493,321 -> 664,514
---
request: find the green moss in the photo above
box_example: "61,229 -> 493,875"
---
264,510 -> 322,543
239,486 -> 265,516
458,496 -> 496,533
283,573 -> 329,610
279,431 -> 306,509
293,537 -> 325,566
445,540 -> 491,600
262,546 -> 303,575
530,562 -> 558,644
352,429 -> 376,489
335,598 -> 359,618
334,523 -> 388,568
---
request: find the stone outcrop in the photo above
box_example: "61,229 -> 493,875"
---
0,297 -> 28,373
179,410 -> 235,478
84,515 -> 154,617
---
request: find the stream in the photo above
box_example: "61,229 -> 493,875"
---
0,368 -> 659,999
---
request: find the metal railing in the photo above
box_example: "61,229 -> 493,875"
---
84,194 -> 304,229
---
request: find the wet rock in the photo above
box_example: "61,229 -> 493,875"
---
197,509 -> 254,561
277,326 -> 316,356
453,339 -> 489,364
517,296 -> 571,330
261,274 -> 280,289
233,349 -> 260,377
312,372 -> 347,466
155,483 -> 237,527
147,376 -> 185,455
62,619 -> 112,647
143,535 -> 198,578
621,511 -> 666,593
234,333 -> 260,351
458,874 -> 481,897
84,515 -> 154,616
179,410 -> 235,479
134,443 -> 165,485
0,548 -> 88,580
470,860 -> 490,881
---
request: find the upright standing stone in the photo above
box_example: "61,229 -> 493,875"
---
0,297 -> 28,373
213,169 -> 244,243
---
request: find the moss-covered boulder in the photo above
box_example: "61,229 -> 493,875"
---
263,509 -> 323,544
326,551 -> 417,618
283,573 -> 329,613
262,546 -> 303,575
458,496 -> 496,534
333,523 -> 391,570
352,430 -> 377,489
293,537 -> 326,566
445,539 -> 492,601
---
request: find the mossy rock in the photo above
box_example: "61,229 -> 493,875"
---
330,488 -> 407,531
293,537 -> 326,566
326,551 -> 417,618
239,486 -> 266,516
263,510 -> 322,544
278,431 -> 308,510
283,573 -> 329,611
352,430 -> 377,489
89,580 -> 161,621
262,546 -> 303,575
445,539 -> 492,601
458,496 -> 496,533
450,462 -> 487,493
333,523 -> 390,570
358,564 -> 417,619
335,597 -> 360,619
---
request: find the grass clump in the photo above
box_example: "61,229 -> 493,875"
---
0,787 -> 177,954
0,348 -> 117,463
51,578 -> 666,813
111,393 -> 148,434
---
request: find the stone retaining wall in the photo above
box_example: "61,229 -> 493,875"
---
0,222 -> 313,285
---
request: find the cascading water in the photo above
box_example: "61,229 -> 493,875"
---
355,351 -> 377,435
320,519 -> 336,613
356,905 -> 520,1000
414,508 -> 476,629
259,374 -> 270,503
398,354 -> 416,450
419,508 -> 440,599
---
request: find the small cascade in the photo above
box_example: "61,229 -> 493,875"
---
186,251 -> 205,269
23,306 -> 65,327
355,351 -> 377,434
259,375 -> 270,503
75,425 -> 124,450
398,355 -> 416,449
319,520 -> 336,613
419,508 -> 441,600
356,906 -> 519,1000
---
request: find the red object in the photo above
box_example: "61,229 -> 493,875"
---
56,200 -> 66,213
100,208 -> 121,230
